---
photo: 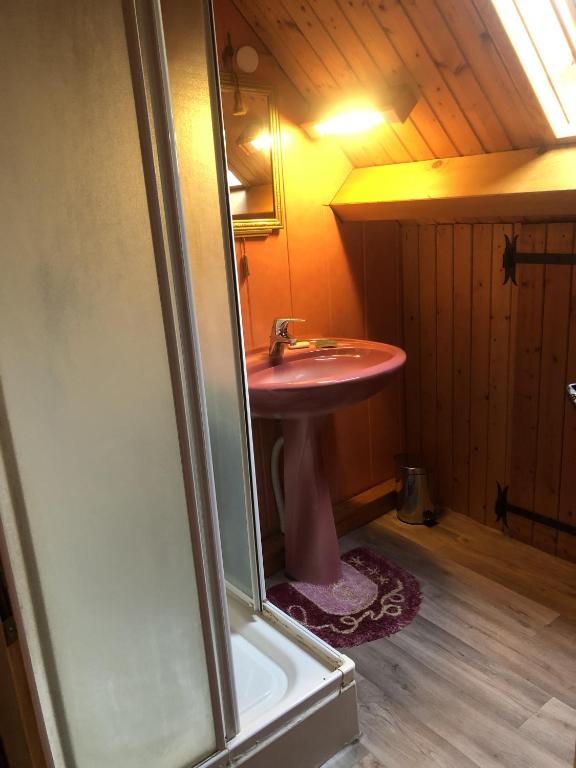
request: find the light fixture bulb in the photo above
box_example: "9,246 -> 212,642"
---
301,83 -> 417,139
311,109 -> 385,137
250,133 -> 272,151
237,120 -> 271,153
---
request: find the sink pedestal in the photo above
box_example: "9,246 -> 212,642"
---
247,339 -> 406,584
283,417 -> 342,585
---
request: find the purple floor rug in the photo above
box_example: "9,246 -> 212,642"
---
267,547 -> 421,648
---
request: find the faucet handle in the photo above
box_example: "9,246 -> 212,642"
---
272,317 -> 306,338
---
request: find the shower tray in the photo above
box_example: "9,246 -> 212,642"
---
225,595 -> 359,767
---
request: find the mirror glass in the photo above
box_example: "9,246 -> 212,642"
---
220,76 -> 284,236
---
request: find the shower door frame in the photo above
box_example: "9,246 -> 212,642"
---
146,0 -> 266,616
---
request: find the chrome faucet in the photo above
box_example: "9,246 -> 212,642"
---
269,317 -> 305,362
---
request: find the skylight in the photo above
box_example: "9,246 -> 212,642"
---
491,0 -> 576,138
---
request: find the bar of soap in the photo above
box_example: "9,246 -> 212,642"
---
314,339 -> 338,349
288,340 -> 310,349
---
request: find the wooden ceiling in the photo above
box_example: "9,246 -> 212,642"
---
230,0 -> 559,168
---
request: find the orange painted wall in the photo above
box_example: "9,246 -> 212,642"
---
213,0 -> 405,542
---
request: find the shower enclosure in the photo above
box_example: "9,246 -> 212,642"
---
0,1 -> 358,767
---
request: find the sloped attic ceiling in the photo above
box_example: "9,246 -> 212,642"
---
230,0 -> 559,168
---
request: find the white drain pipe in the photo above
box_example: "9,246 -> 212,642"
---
271,436 -> 285,532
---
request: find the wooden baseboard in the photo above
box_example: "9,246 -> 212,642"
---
261,479 -> 397,577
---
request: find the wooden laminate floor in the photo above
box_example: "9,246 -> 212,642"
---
322,511 -> 576,768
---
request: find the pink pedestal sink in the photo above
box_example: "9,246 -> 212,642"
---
246,339 -> 406,585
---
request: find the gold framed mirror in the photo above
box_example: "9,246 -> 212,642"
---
220,74 -> 284,237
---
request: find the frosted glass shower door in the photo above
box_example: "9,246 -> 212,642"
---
162,0 -> 263,605
0,1 -> 230,766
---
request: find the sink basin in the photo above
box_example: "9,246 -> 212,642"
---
246,338 -> 406,585
246,339 -> 406,419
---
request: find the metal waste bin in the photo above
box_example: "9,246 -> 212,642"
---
394,454 -> 437,525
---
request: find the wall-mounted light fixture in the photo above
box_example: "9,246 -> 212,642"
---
236,120 -> 271,153
301,84 -> 417,139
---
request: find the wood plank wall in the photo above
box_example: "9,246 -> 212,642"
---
401,222 -> 576,563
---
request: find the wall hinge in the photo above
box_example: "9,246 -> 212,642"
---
502,234 -> 576,286
495,481 -> 576,535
